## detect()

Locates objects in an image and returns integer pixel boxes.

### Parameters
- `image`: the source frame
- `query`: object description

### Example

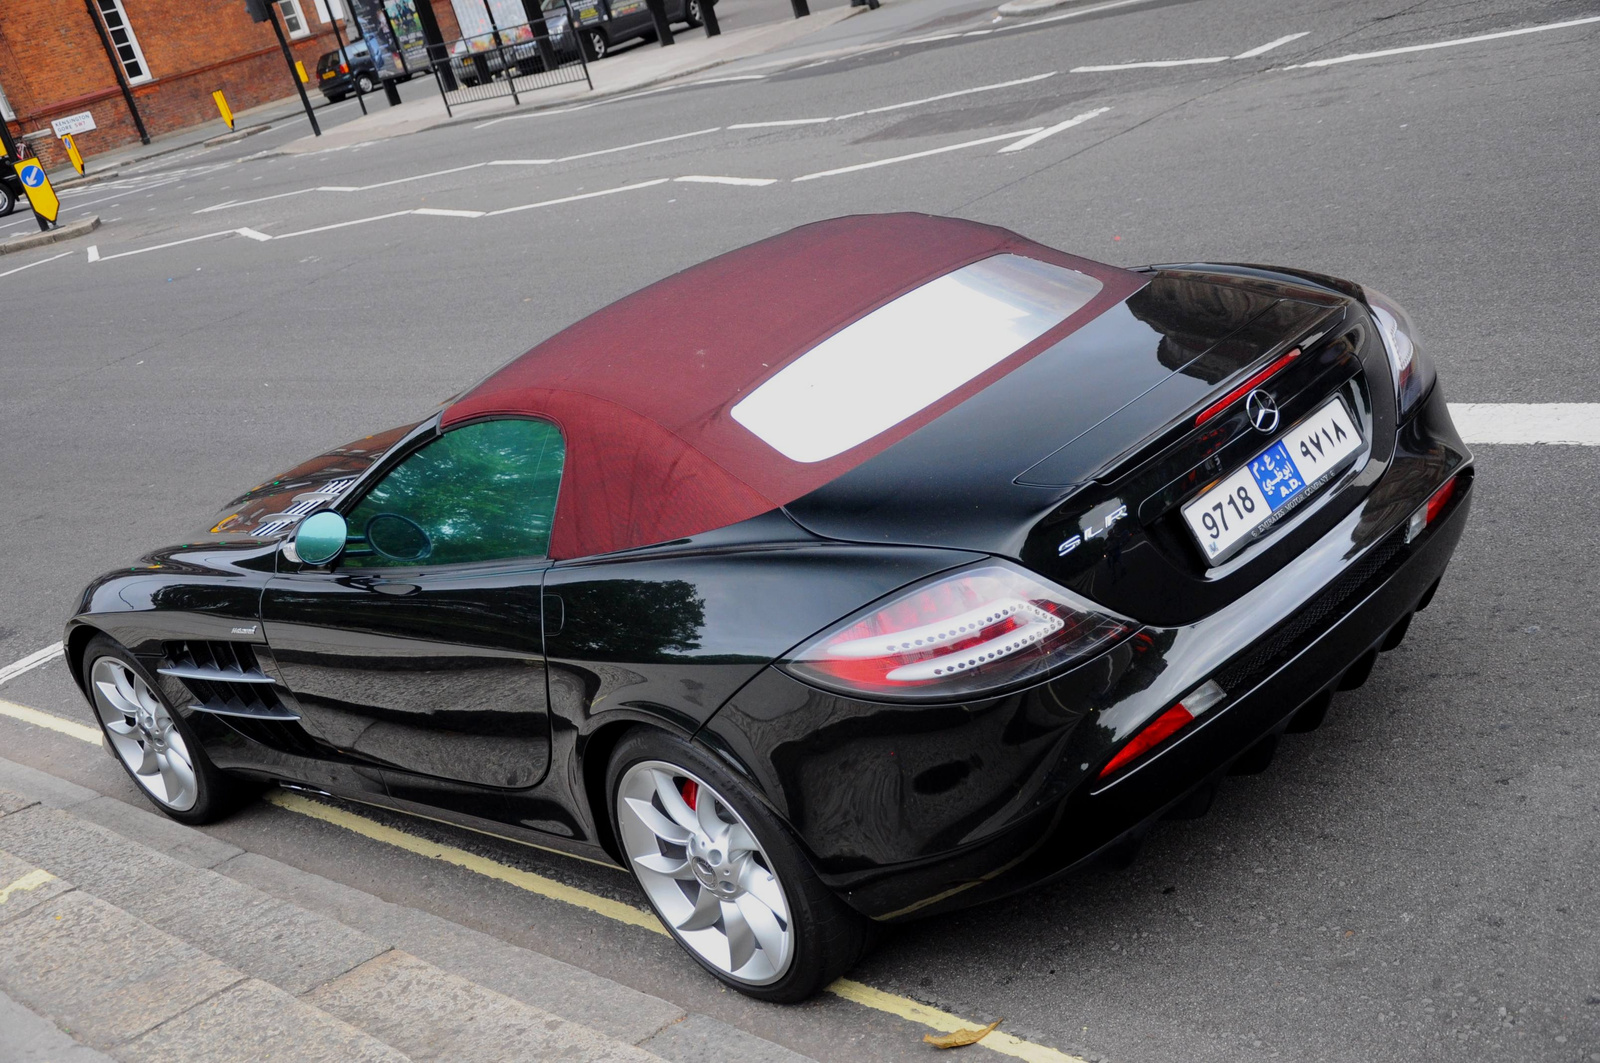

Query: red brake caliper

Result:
[679,779,699,810]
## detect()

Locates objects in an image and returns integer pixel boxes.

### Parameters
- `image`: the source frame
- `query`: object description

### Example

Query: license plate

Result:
[1182,397,1363,562]
[321,71,336,78]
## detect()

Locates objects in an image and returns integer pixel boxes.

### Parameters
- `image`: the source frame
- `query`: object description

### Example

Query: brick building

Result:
[0,0,467,169]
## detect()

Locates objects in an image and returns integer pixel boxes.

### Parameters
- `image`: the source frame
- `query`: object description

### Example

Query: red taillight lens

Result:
[1424,475,1457,525]
[1098,704,1192,779]
[782,561,1134,700]
[340,63,349,74]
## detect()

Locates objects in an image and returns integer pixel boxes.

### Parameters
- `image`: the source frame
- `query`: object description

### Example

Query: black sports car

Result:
[67,214,1471,1001]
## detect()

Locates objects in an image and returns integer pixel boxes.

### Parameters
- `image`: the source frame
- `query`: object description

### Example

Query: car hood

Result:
[783,267,1342,557]
[203,420,421,541]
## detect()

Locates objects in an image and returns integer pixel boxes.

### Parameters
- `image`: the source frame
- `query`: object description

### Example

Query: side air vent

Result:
[159,641,300,722]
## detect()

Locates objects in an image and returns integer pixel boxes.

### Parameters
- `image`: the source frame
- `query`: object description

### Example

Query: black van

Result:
[315,41,426,101]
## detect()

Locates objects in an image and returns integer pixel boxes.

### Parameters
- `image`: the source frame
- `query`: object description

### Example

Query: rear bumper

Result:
[701,385,1472,920]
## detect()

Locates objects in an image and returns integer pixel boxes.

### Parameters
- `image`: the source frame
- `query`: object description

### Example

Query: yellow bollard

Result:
[61,134,86,176]
[294,60,309,83]
[213,89,235,130]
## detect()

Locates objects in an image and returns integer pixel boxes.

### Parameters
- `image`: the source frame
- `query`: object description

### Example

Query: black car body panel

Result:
[67,236,1471,927]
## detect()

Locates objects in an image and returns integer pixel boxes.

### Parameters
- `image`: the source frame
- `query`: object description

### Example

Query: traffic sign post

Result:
[13,158,60,232]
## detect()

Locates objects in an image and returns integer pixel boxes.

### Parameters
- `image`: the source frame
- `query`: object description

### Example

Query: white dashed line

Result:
[483,178,672,216]
[1285,15,1600,68]
[550,127,723,162]
[270,210,420,240]
[728,118,833,129]
[1233,32,1309,59]
[792,128,1044,181]
[235,227,273,241]
[1448,403,1600,446]
[0,251,72,279]
[0,643,63,686]
[674,175,777,186]
[1071,56,1228,72]
[996,106,1110,152]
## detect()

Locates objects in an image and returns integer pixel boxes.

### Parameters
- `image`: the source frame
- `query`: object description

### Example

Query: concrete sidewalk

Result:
[0,759,816,1063]
[277,5,864,155]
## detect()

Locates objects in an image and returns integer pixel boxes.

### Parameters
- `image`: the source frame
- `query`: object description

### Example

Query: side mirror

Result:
[293,511,349,566]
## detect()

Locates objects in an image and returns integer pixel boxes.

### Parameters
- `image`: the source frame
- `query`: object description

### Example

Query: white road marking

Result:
[728,118,833,129]
[551,127,722,162]
[996,106,1110,152]
[1448,403,1600,446]
[792,128,1044,181]
[483,178,672,216]
[0,251,72,280]
[997,0,1159,31]
[0,643,63,686]
[486,159,556,165]
[412,207,488,217]
[1234,32,1309,59]
[860,71,1057,116]
[691,74,767,84]
[1071,56,1228,72]
[89,228,264,262]
[1286,15,1600,68]
[674,175,777,186]
[235,228,273,241]
[270,210,419,240]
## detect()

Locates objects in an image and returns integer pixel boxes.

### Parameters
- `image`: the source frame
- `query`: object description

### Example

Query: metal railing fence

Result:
[432,1,592,115]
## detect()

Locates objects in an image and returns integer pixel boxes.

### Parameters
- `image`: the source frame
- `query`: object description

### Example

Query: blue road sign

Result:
[19,163,46,188]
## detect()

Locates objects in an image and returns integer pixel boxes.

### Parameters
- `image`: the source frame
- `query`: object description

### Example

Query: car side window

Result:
[342,418,564,568]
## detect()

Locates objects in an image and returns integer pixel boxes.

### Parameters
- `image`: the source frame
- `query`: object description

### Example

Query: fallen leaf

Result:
[924,1019,1003,1049]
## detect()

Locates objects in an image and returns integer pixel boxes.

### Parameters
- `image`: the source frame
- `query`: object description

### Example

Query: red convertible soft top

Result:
[443,213,1144,559]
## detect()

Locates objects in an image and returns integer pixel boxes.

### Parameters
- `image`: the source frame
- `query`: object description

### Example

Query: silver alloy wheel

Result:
[617,760,794,984]
[589,30,607,58]
[89,656,199,812]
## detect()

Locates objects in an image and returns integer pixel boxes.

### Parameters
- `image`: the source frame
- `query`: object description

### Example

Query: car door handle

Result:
[351,578,420,597]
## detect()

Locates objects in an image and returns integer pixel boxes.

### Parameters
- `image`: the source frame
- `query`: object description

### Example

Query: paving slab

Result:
[0,806,386,996]
[0,787,38,817]
[117,978,410,1063]
[0,757,99,810]
[306,948,666,1063]
[639,1013,822,1063]
[220,849,686,1044]
[0,988,117,1063]
[0,889,242,1051]
[0,850,71,924]
[73,794,245,870]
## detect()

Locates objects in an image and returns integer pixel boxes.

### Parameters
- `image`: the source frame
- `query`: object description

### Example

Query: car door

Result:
[604,0,652,43]
[261,417,565,794]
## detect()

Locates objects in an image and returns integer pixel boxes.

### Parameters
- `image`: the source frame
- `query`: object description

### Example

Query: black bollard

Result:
[701,0,720,36]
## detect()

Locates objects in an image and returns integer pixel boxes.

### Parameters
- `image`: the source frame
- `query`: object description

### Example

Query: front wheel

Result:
[608,729,870,1002]
[356,74,377,94]
[585,29,609,59]
[0,184,15,217]
[81,634,257,824]
[684,0,703,26]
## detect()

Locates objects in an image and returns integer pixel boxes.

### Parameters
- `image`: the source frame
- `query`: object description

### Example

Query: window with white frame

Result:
[95,0,152,84]
[279,0,311,38]
[313,0,347,22]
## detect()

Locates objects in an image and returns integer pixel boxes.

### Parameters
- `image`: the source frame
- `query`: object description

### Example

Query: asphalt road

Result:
[2,0,1598,1059]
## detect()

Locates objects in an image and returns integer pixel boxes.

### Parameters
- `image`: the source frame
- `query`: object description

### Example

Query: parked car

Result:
[65,214,1471,1002]
[315,41,424,102]
[552,0,703,60]
[448,32,551,85]
[0,154,22,217]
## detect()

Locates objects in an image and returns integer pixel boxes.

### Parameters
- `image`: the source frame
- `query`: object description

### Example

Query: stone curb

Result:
[53,170,122,190]
[203,123,272,147]
[0,215,100,256]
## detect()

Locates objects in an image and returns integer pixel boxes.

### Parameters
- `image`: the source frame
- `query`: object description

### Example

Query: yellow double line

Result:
[0,695,1082,1062]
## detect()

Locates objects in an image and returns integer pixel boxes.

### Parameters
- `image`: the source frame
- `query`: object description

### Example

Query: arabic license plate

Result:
[1182,397,1363,562]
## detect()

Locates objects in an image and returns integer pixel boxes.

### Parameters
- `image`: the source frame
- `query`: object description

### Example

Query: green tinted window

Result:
[343,419,564,568]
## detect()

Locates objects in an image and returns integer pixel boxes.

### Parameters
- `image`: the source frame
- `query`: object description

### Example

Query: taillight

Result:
[340,62,349,74]
[1364,286,1435,418]
[1406,474,1459,542]
[781,561,1134,700]
[1194,348,1300,427]
[1098,680,1225,780]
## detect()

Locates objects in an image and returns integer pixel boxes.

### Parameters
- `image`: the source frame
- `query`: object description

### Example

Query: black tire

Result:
[585,29,608,59]
[606,728,871,1003]
[356,73,377,94]
[684,0,703,26]
[325,92,348,103]
[79,634,259,825]
[0,183,15,218]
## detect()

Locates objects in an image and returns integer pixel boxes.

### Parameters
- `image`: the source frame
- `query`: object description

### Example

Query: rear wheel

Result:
[608,729,869,1002]
[81,634,257,824]
[684,0,703,26]
[356,73,376,94]
[0,183,15,217]
[585,29,609,59]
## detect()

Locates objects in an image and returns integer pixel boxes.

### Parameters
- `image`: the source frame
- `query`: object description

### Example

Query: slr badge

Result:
[1245,389,1280,434]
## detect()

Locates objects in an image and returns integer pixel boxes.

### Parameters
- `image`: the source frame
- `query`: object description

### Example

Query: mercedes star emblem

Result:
[1245,389,1280,433]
